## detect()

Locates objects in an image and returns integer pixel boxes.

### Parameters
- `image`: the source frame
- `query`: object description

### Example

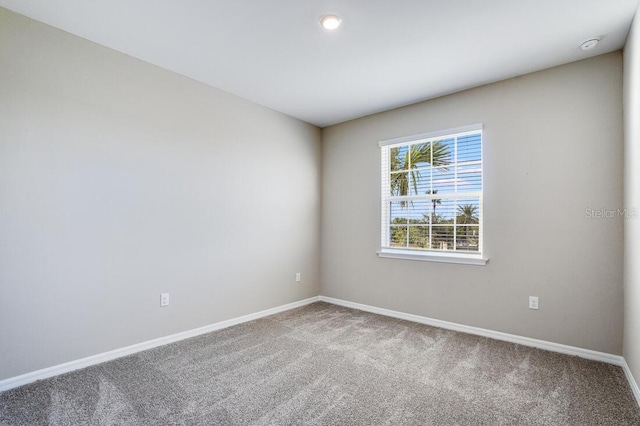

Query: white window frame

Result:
[377,124,488,266]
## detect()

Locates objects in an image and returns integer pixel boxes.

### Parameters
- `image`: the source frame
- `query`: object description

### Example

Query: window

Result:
[378,124,486,265]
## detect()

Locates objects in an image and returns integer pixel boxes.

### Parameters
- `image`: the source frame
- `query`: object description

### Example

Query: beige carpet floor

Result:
[1,302,639,425]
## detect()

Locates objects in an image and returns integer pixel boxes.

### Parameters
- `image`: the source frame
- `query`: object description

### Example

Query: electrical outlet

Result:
[160,293,170,307]
[529,296,539,310]
[296,273,301,282]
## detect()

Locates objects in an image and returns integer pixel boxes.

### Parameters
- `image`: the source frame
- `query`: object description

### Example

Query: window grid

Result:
[380,127,483,256]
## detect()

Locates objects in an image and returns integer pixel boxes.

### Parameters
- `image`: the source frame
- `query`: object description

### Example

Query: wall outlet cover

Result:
[161,293,170,307]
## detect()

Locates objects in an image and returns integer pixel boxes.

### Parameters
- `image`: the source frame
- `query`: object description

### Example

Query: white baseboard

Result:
[622,359,640,406]
[322,295,640,408]
[319,296,625,367]
[0,296,320,393]
[4,294,638,408]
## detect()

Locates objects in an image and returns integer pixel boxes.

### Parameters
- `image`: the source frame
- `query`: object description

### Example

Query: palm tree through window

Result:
[380,125,483,257]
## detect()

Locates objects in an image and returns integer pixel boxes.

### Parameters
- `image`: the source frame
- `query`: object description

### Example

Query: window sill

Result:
[377,248,489,266]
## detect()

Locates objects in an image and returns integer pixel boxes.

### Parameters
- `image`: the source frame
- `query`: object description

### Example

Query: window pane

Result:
[431,198,455,224]
[390,146,408,171]
[408,199,431,224]
[456,198,480,225]
[390,225,408,247]
[410,164,432,196]
[457,164,482,192]
[390,202,408,224]
[456,225,479,251]
[432,138,454,168]
[390,171,409,196]
[409,226,429,249]
[409,142,431,167]
[432,167,455,194]
[432,225,454,251]
[457,133,481,163]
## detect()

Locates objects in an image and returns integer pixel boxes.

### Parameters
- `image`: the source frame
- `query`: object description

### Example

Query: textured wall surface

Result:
[322,53,624,354]
[0,8,322,380]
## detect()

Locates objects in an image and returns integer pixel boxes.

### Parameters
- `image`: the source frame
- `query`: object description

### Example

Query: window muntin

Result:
[380,125,483,259]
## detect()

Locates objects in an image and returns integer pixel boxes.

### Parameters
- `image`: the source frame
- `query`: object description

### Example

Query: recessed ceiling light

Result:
[320,15,342,30]
[579,38,600,50]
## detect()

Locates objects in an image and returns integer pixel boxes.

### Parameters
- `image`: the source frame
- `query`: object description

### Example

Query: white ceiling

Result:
[1,0,638,127]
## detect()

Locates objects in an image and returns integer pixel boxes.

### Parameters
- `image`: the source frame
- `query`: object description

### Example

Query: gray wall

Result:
[321,53,624,354]
[0,9,321,380]
[0,4,630,383]
[624,8,640,384]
